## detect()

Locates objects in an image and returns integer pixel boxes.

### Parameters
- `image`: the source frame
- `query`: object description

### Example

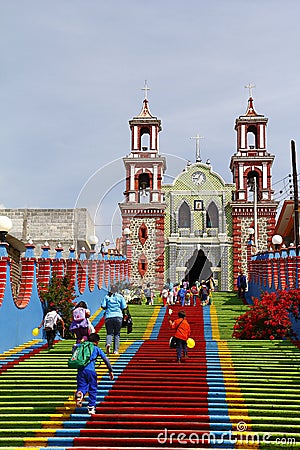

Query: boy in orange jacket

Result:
[169,310,191,363]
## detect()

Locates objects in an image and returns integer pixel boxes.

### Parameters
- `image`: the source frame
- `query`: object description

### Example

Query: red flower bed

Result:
[233,290,300,340]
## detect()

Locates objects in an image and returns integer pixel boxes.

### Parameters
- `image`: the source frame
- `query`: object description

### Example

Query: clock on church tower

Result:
[191,171,206,185]
[119,82,167,289]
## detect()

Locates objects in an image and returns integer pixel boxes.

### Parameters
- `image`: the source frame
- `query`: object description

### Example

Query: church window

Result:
[140,127,150,151]
[247,125,257,148]
[138,223,148,245]
[206,202,219,228]
[194,200,203,211]
[247,170,260,202]
[138,173,150,203]
[138,173,150,190]
[138,254,148,277]
[178,201,191,228]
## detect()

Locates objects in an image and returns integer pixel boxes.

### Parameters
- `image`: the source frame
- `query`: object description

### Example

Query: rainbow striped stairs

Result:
[0,294,300,449]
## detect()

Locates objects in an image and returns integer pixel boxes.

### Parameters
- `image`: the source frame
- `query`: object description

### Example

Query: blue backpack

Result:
[178,288,186,298]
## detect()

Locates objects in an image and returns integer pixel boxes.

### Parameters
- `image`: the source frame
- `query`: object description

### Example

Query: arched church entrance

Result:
[184,249,212,286]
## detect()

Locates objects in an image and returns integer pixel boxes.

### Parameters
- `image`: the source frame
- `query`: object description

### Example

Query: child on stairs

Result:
[75,332,114,415]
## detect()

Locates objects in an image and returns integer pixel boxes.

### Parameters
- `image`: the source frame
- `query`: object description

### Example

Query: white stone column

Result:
[153,165,158,190]
[133,126,138,150]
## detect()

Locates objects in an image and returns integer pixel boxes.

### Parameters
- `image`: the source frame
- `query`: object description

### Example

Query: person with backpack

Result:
[165,278,174,304]
[69,301,91,343]
[101,285,127,355]
[161,286,169,306]
[177,285,186,306]
[200,281,210,306]
[143,283,152,305]
[205,275,215,302]
[190,284,199,306]
[73,333,114,415]
[169,310,191,363]
[38,305,65,350]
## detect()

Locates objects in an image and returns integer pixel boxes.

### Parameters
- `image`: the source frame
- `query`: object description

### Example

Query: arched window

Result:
[247,170,259,202]
[140,127,150,151]
[138,223,148,245]
[247,125,257,148]
[138,173,150,203]
[138,254,148,277]
[178,201,191,228]
[206,202,219,228]
[138,173,150,190]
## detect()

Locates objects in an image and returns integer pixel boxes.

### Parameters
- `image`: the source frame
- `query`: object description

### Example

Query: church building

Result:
[119,92,166,289]
[163,161,234,291]
[119,85,278,291]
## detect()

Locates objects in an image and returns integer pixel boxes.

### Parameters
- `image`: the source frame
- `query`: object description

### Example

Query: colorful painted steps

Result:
[0,305,161,447]
[25,305,235,449]
[1,295,300,448]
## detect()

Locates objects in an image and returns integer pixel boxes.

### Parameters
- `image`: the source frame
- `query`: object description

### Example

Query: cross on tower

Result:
[141,80,150,100]
[190,133,204,162]
[245,82,256,98]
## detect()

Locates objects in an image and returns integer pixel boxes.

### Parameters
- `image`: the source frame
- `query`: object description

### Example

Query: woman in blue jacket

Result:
[101,285,127,355]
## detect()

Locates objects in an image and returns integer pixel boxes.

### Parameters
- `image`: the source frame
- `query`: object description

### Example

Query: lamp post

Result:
[123,227,131,258]
[272,234,283,251]
[248,176,258,250]
[124,228,131,237]
[291,140,299,255]
[272,234,283,290]
[87,235,98,290]
[88,235,99,251]
[246,227,255,277]
[124,228,131,242]
[123,228,131,281]
[0,216,12,258]
[88,235,99,259]
[0,216,12,243]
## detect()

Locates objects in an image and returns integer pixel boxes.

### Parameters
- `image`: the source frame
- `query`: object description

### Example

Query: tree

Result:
[40,275,77,339]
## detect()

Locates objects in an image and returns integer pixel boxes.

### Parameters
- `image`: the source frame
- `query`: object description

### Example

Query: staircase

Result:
[0,294,300,449]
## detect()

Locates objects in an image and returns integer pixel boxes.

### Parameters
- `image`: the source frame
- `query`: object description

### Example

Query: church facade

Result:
[163,163,234,291]
[1,87,277,293]
[119,88,278,291]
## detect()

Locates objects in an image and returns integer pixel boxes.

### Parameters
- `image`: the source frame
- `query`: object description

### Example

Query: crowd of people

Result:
[37,274,220,414]
[160,276,215,307]
[36,270,249,414]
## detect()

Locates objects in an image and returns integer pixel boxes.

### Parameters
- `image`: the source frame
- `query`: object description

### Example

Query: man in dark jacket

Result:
[237,272,247,298]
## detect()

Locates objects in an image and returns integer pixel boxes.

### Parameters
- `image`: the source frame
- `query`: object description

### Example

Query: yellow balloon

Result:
[32,327,39,337]
[187,338,195,348]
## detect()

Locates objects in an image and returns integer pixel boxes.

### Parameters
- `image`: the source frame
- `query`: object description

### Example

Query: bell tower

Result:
[119,83,166,289]
[230,86,278,284]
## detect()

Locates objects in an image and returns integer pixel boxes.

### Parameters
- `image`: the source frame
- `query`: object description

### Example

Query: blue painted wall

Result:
[0,263,109,354]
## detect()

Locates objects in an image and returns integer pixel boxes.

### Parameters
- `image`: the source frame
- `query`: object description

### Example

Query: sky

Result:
[0,0,300,245]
